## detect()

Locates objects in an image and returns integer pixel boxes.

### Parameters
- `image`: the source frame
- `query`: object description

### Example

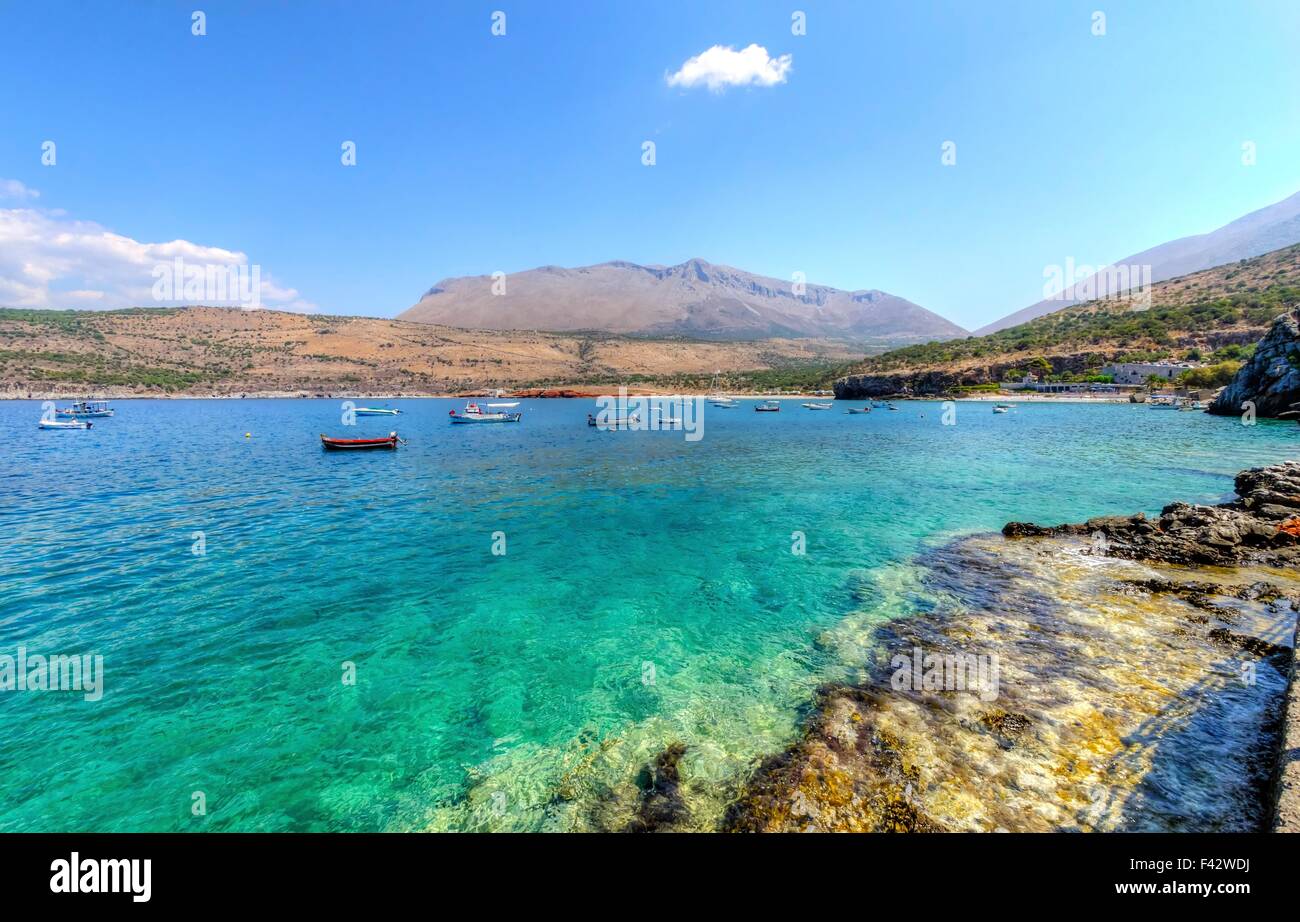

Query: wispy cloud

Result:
[0,178,40,201]
[666,44,792,92]
[0,207,314,312]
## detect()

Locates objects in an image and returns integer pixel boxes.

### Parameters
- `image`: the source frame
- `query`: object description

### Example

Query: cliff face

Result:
[1209,308,1300,418]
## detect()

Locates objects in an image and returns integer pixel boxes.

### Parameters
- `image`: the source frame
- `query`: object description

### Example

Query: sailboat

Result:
[706,372,737,407]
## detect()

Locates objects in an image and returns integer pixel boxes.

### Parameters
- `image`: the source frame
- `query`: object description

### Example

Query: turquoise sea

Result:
[1,397,1296,831]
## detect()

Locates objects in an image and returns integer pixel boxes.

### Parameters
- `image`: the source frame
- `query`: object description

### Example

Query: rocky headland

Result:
[1209,307,1300,419]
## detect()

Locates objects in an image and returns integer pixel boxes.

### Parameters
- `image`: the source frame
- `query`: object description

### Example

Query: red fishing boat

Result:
[320,431,400,451]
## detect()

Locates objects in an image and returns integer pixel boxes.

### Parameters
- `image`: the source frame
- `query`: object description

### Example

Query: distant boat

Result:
[321,431,400,450]
[846,407,871,414]
[886,403,900,411]
[706,372,736,406]
[993,406,1009,414]
[1148,395,1179,409]
[56,400,113,418]
[802,402,833,410]
[354,407,400,416]
[754,400,781,413]
[449,403,522,424]
[587,413,640,428]
[40,418,92,430]
[995,403,1015,409]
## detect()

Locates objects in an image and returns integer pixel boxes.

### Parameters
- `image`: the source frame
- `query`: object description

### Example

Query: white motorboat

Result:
[449,402,522,424]
[846,407,870,414]
[754,400,781,413]
[802,402,833,410]
[354,407,400,416]
[40,418,92,430]
[993,406,1009,414]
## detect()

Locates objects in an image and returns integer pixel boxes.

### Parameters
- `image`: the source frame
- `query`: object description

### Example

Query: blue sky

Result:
[1,0,1297,329]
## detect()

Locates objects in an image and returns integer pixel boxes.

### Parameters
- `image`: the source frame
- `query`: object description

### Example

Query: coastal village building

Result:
[1101,361,1200,385]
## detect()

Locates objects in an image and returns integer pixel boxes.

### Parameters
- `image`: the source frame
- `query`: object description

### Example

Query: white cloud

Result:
[0,207,315,312]
[666,44,792,92]
[0,179,40,201]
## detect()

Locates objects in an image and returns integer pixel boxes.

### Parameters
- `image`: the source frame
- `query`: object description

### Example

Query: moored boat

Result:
[321,431,400,450]
[588,413,640,428]
[354,407,400,416]
[754,400,781,413]
[846,407,871,414]
[449,402,522,424]
[802,402,833,410]
[40,418,92,430]
[56,400,114,418]
[993,406,1009,414]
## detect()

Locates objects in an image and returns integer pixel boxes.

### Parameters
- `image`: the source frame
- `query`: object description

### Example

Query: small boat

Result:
[321,431,399,450]
[354,407,400,416]
[995,403,1015,409]
[992,406,1009,414]
[754,400,781,413]
[846,407,871,414]
[1148,395,1179,409]
[706,373,736,407]
[588,413,640,428]
[40,418,92,430]
[802,402,833,410]
[1178,399,1205,411]
[886,404,900,411]
[449,402,522,424]
[56,400,114,418]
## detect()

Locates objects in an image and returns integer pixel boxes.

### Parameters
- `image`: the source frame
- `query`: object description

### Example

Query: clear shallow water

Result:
[0,398,1295,831]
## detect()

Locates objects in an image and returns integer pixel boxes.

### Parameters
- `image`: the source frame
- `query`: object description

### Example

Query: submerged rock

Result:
[726,460,1300,833]
[623,743,690,832]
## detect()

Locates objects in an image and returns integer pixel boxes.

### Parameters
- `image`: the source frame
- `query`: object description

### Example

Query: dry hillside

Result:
[0,306,864,397]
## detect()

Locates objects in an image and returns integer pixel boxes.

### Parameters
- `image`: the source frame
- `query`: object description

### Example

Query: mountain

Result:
[834,241,1300,398]
[977,189,1300,334]
[400,258,966,344]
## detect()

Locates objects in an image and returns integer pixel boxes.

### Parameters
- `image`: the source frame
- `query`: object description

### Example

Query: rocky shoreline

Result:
[707,460,1300,832]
